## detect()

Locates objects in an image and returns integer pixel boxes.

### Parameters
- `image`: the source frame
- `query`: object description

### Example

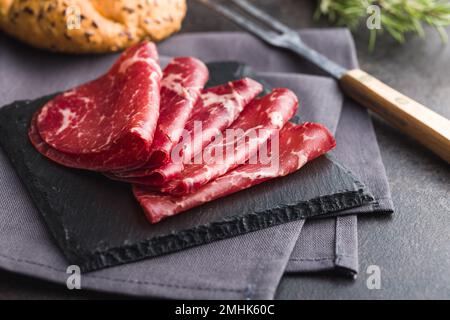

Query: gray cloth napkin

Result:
[158,29,394,274]
[0,29,393,299]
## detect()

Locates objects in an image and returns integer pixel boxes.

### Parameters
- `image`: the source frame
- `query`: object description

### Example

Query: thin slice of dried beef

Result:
[134,122,336,224]
[145,57,209,167]
[111,78,263,185]
[29,42,162,171]
[161,88,298,195]
[29,112,152,171]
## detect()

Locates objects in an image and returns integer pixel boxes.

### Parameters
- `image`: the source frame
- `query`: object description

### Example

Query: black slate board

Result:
[0,62,375,272]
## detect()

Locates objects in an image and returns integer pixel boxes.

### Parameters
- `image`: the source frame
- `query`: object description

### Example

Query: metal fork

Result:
[195,0,450,164]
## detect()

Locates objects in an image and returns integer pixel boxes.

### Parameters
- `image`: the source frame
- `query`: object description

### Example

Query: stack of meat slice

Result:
[109,77,265,187]
[135,122,336,223]
[30,42,163,171]
[29,41,336,224]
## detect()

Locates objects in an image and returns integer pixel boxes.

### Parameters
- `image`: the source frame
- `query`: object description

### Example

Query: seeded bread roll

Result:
[0,0,186,53]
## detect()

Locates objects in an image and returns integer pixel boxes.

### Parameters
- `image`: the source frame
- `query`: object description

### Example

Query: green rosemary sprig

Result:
[315,0,450,50]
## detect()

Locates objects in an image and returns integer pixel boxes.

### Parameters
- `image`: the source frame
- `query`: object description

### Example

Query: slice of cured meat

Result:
[111,78,263,184]
[29,112,152,171]
[134,122,337,224]
[181,77,264,164]
[161,88,298,195]
[29,42,162,171]
[106,161,185,187]
[145,57,209,167]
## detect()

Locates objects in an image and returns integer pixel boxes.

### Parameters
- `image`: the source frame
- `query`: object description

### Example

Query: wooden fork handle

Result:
[340,69,450,164]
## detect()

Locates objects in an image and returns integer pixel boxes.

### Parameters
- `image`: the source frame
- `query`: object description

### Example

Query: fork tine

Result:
[196,0,347,78]
[196,0,280,43]
[230,0,294,35]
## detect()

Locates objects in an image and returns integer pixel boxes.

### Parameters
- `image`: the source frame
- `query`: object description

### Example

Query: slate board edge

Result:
[80,183,374,272]
[0,100,78,258]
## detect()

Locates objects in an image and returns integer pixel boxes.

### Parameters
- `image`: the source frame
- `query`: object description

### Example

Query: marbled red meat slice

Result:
[106,162,185,187]
[145,57,209,167]
[111,78,263,184]
[162,88,298,195]
[29,111,150,171]
[181,78,264,163]
[29,42,162,171]
[134,122,336,224]
[37,41,161,154]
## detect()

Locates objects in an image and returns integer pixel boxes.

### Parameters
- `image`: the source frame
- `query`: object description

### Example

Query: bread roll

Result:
[0,0,186,53]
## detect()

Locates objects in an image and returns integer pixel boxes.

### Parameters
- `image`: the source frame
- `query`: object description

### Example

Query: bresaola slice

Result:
[162,88,298,195]
[134,122,337,224]
[29,112,152,171]
[29,42,162,171]
[181,78,264,164]
[112,78,263,184]
[145,57,209,167]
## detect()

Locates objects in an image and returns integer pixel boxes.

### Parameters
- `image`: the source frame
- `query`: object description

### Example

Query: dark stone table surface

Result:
[0,0,449,300]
